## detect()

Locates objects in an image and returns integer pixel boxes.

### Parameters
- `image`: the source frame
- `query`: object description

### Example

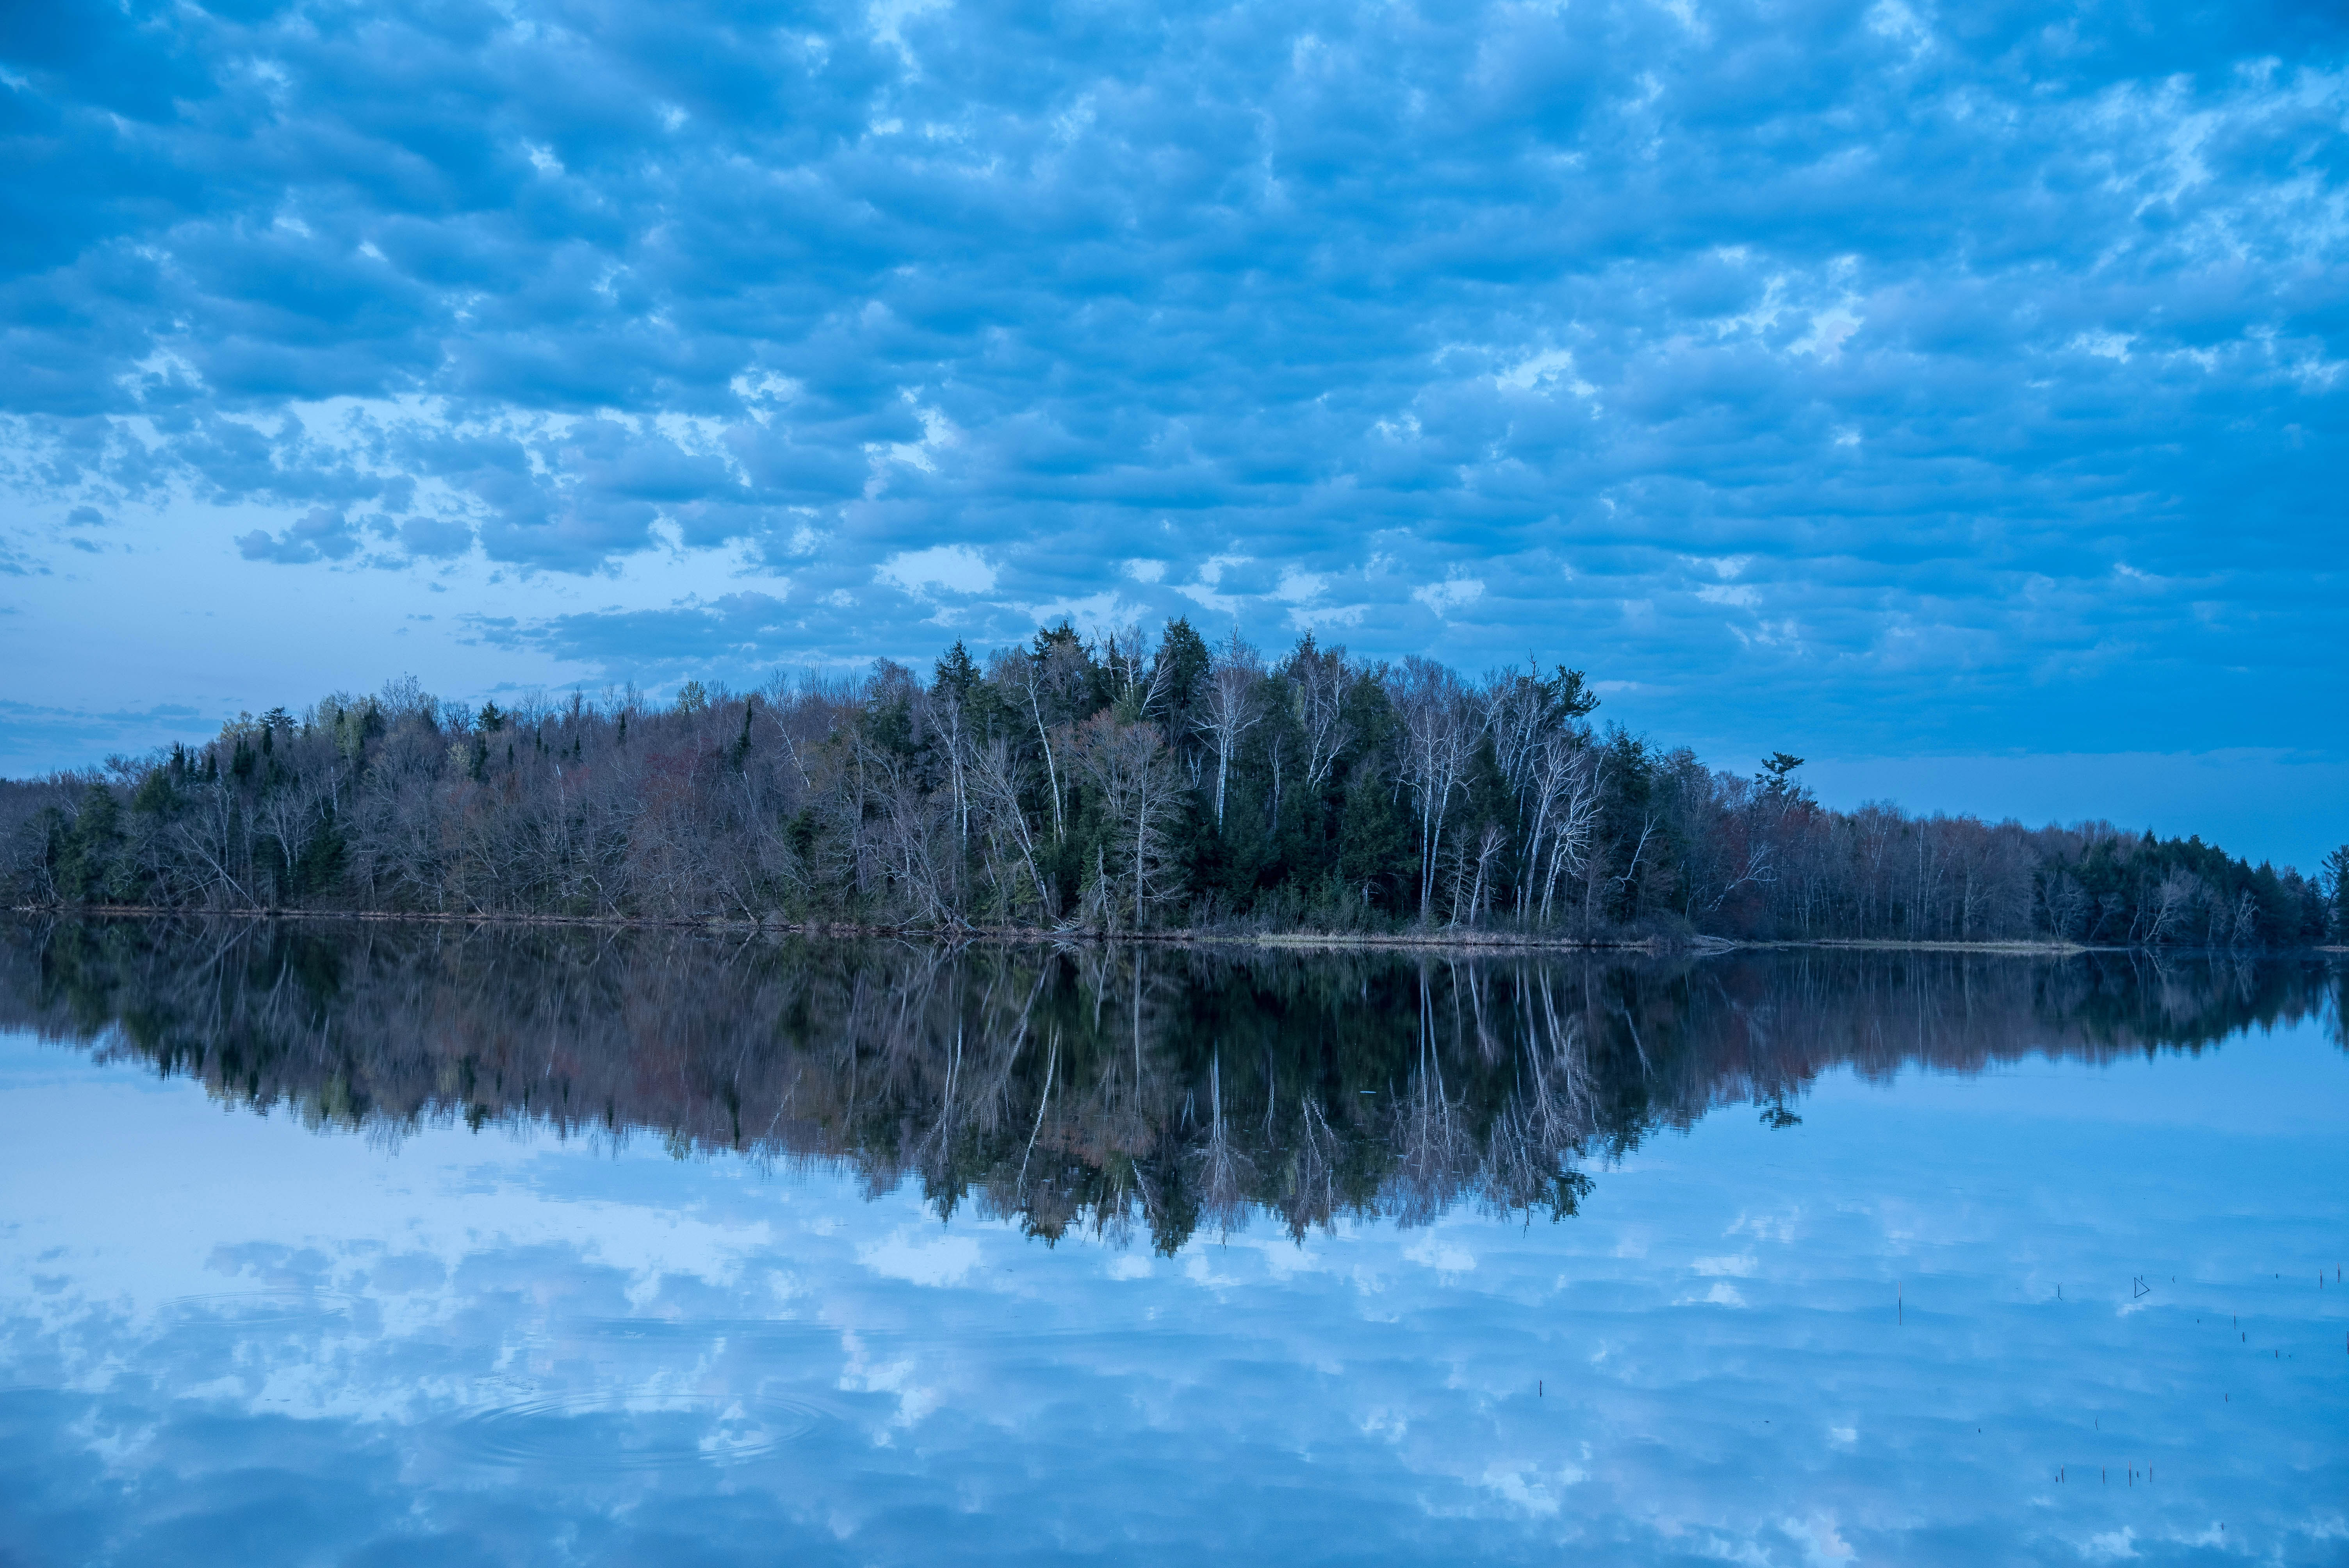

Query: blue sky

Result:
[1,0,2344,868]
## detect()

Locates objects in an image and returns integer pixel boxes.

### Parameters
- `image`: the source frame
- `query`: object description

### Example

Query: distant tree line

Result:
[2,620,2342,947]
[4,919,2333,1251]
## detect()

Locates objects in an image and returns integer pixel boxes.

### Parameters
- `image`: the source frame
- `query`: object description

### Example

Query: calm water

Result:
[0,921,2343,1565]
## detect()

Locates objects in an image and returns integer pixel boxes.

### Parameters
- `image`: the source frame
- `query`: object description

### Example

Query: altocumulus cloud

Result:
[0,0,2344,779]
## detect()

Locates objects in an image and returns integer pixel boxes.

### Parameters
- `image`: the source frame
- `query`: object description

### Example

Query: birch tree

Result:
[1287,637,1353,792]
[1072,715,1183,929]
[1390,656,1476,921]
[1196,628,1264,829]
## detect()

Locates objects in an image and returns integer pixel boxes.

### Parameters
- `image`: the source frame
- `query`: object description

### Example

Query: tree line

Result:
[3,619,2343,946]
[5,919,2333,1251]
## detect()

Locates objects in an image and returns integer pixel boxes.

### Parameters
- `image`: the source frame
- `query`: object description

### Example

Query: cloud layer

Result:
[1,0,2344,842]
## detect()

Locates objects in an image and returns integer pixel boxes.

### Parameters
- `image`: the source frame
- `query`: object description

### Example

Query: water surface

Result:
[1,922,2342,1564]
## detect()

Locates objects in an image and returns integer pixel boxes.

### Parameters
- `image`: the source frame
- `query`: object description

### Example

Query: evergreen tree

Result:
[0,619,2329,944]
[1153,617,1211,739]
[57,785,123,902]
[934,640,980,700]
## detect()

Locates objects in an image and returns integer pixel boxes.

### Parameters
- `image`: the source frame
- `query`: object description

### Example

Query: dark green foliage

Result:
[2325,845,2349,942]
[730,698,756,772]
[1758,752,1806,797]
[1153,617,1210,729]
[130,769,177,818]
[1336,766,1413,913]
[0,631,2331,948]
[1548,666,1601,720]
[292,821,347,896]
[2034,831,2331,949]
[54,787,125,902]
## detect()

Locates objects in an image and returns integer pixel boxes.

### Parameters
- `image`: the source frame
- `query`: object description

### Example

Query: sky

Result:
[0,0,2344,869]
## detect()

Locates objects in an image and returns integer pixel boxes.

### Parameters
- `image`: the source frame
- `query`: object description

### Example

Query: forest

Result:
[3,618,2343,947]
[4,919,2335,1251]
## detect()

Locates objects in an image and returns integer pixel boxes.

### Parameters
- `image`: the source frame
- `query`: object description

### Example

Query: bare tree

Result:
[1288,638,1354,792]
[2137,867,2199,945]
[1526,741,1602,923]
[2,622,2310,949]
[966,734,1056,921]
[1196,628,1264,830]
[993,647,1074,843]
[1071,715,1183,930]
[1390,657,1477,921]
[1458,821,1507,927]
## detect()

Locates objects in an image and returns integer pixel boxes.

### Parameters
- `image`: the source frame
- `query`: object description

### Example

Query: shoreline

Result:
[10,904,2321,957]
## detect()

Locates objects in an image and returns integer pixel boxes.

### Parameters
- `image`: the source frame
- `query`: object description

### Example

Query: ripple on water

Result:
[441,1390,832,1472]
[561,1316,832,1348]
[157,1291,355,1329]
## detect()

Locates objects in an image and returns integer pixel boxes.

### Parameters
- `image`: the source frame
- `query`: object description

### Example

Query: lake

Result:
[0,920,2342,1565]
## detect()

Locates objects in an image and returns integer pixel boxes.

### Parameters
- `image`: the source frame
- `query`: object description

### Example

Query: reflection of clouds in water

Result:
[1681,1282,1748,1308]
[1796,1513,1858,1563]
[1178,1251,1247,1292]
[835,1330,941,1431]
[3,1023,2347,1563]
[856,1230,984,1288]
[360,1252,446,1295]
[1727,1208,1802,1244]
[2081,1527,2139,1562]
[441,1388,833,1471]
[1474,1461,1576,1517]
[1403,1231,1478,1276]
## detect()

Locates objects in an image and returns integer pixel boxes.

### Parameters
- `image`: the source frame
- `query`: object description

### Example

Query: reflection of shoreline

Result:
[3,917,2338,1253]
[7,903,2128,955]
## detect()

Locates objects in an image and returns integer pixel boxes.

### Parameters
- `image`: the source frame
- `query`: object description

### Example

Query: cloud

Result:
[467,592,794,669]
[237,507,363,565]
[1494,349,1592,396]
[875,544,997,597]
[1412,577,1485,617]
[0,698,219,778]
[0,0,2340,839]
[395,515,476,559]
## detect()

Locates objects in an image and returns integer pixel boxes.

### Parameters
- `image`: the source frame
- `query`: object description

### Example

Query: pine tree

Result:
[934,640,980,699]
[58,785,123,902]
[731,698,756,771]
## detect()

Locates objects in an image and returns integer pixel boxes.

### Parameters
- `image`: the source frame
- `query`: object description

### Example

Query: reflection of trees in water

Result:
[3,919,2338,1254]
